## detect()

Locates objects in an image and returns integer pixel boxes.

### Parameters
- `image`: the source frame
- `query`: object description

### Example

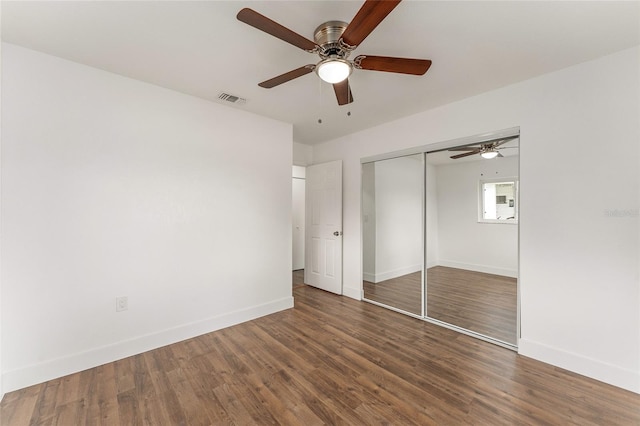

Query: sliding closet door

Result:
[361,130,519,348]
[362,154,424,315]
[425,142,519,346]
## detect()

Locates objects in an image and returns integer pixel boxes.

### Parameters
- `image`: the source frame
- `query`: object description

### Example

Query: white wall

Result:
[373,155,422,282]
[293,142,313,166]
[434,156,518,277]
[1,43,293,393]
[312,46,640,393]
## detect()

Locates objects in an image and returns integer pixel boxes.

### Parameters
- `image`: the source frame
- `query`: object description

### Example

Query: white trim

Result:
[478,177,519,224]
[519,338,640,394]
[2,297,294,393]
[425,260,439,269]
[420,153,426,318]
[436,260,518,278]
[516,137,522,347]
[477,219,518,225]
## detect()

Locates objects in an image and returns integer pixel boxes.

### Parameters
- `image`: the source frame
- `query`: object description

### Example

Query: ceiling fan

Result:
[448,136,519,160]
[236,0,432,106]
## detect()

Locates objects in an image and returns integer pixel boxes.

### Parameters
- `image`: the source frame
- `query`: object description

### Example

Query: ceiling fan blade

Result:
[341,0,402,48]
[491,135,519,148]
[354,55,432,75]
[237,8,319,52]
[258,65,315,88]
[450,149,481,159]
[448,146,481,152]
[333,79,354,106]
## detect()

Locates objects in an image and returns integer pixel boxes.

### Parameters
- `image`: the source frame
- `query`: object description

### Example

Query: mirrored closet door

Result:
[362,154,424,316]
[362,133,519,347]
[425,138,518,345]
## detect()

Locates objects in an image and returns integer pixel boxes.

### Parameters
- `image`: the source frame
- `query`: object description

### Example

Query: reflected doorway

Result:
[293,269,305,288]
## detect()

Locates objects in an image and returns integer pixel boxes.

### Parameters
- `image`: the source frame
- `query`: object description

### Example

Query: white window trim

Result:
[478,177,519,224]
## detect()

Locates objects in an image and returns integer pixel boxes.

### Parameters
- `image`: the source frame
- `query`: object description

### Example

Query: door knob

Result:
[333,231,342,236]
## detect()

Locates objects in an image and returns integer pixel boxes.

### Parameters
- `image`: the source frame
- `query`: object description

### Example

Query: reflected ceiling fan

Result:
[449,136,519,160]
[236,0,432,106]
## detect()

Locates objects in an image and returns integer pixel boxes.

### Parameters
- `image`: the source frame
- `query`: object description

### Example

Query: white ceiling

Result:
[2,1,639,145]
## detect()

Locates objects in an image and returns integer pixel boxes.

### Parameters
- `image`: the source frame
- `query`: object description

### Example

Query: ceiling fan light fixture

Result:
[316,58,352,84]
[481,150,499,159]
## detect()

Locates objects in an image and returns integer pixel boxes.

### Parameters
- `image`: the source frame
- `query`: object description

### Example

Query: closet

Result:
[361,129,519,348]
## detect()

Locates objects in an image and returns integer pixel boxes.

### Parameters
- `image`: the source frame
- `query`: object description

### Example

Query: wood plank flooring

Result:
[2,279,639,425]
[427,266,517,344]
[363,266,517,344]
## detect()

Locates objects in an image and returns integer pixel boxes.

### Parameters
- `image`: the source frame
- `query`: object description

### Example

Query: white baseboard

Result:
[519,338,640,394]
[425,260,439,269]
[342,285,361,300]
[362,271,375,283]
[437,260,517,278]
[372,264,422,283]
[2,296,294,394]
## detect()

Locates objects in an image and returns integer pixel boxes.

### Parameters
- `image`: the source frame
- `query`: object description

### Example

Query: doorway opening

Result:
[292,165,306,284]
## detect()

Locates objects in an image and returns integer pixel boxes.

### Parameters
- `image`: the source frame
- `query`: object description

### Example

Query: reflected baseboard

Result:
[365,261,516,283]
[364,264,422,284]
[436,260,517,278]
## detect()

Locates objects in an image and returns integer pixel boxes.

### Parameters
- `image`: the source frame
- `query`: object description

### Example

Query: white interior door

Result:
[305,160,343,294]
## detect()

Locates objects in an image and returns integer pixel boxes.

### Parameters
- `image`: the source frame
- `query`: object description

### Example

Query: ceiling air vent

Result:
[218,92,247,105]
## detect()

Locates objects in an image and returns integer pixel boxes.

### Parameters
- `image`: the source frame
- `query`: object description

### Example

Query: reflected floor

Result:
[364,266,517,344]
[363,272,422,315]
[293,269,305,288]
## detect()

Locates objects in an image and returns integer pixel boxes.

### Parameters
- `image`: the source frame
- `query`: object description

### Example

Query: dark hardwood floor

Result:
[2,277,638,425]
[364,266,517,344]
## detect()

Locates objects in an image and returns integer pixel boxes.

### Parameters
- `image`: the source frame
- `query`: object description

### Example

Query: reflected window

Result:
[479,179,518,223]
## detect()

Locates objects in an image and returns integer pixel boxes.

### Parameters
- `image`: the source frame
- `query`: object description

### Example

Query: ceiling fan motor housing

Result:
[314,21,350,59]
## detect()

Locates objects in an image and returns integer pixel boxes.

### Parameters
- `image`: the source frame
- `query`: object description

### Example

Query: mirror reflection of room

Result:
[362,154,423,315]
[362,136,519,346]
[426,138,518,345]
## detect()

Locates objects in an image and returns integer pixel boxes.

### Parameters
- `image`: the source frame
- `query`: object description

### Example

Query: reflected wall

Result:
[362,154,423,315]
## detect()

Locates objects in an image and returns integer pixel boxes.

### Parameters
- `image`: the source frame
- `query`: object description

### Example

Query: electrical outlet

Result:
[116,296,128,312]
